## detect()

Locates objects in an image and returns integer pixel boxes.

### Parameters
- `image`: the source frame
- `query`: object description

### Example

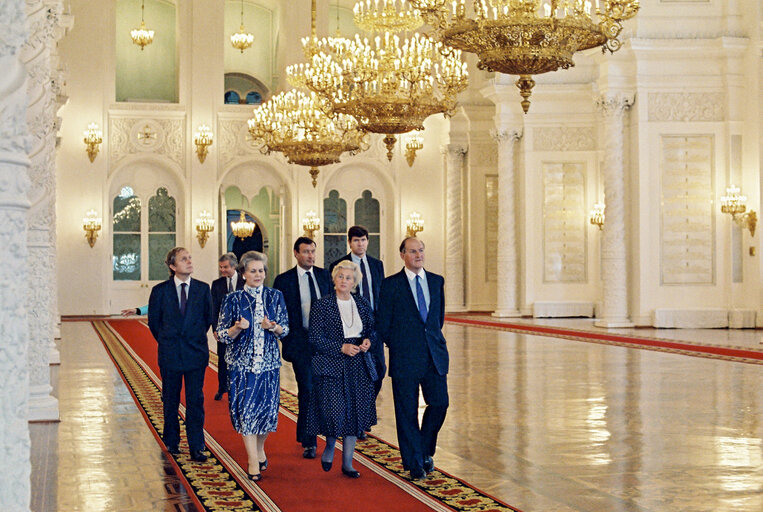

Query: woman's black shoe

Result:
[248,472,262,482]
[321,460,332,472]
[259,459,268,471]
[341,467,360,478]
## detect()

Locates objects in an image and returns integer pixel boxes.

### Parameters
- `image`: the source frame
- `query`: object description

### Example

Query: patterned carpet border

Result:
[445,315,763,365]
[92,320,265,512]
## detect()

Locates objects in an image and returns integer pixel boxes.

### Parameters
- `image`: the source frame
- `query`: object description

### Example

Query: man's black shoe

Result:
[190,450,208,462]
[214,391,224,401]
[409,467,426,480]
[423,456,434,473]
[303,446,317,459]
[167,445,180,455]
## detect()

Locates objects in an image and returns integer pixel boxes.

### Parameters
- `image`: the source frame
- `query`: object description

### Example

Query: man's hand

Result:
[121,308,137,317]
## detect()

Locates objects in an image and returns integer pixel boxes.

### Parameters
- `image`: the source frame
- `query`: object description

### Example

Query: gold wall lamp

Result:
[194,125,213,163]
[195,210,215,248]
[83,123,102,162]
[406,211,424,237]
[83,209,102,247]
[589,202,605,230]
[405,131,424,167]
[302,210,321,239]
[721,185,757,237]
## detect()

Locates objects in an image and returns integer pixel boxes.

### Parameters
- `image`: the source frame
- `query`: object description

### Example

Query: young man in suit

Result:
[273,237,331,459]
[148,247,214,462]
[377,237,449,480]
[210,252,245,401]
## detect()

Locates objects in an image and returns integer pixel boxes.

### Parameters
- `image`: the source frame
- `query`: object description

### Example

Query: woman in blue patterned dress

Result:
[306,260,378,478]
[217,251,289,481]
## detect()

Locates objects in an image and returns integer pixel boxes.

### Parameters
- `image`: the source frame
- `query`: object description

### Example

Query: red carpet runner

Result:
[93,319,519,512]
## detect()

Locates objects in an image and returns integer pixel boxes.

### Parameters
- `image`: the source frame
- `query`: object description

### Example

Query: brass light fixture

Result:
[721,185,757,237]
[83,123,103,163]
[131,0,155,50]
[230,0,255,53]
[406,211,425,237]
[302,210,321,238]
[287,0,469,161]
[589,202,605,230]
[412,0,640,113]
[195,210,215,248]
[248,89,369,187]
[194,125,214,163]
[231,211,256,240]
[405,131,424,167]
[83,209,102,247]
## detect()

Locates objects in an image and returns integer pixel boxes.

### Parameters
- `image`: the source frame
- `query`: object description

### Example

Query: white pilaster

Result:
[594,94,634,328]
[442,143,467,312]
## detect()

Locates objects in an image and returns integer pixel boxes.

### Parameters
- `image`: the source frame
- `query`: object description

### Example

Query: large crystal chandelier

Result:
[230,0,255,53]
[288,0,469,161]
[411,0,640,113]
[248,89,370,187]
[131,0,155,51]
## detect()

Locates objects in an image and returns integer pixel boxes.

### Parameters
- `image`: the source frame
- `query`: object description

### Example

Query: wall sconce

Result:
[405,131,424,167]
[589,202,605,230]
[406,211,424,237]
[195,210,215,248]
[721,184,757,237]
[302,210,321,239]
[83,209,102,247]
[194,125,213,163]
[83,123,102,163]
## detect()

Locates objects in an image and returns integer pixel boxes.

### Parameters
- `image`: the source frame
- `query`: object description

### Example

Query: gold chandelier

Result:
[131,0,155,50]
[287,0,469,161]
[353,0,424,33]
[247,89,370,187]
[230,0,254,53]
[412,0,640,113]
[231,211,255,240]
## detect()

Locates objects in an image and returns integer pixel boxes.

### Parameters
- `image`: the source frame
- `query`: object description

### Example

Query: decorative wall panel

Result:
[533,127,596,152]
[109,115,186,168]
[648,93,725,122]
[543,163,587,282]
[485,175,498,282]
[660,135,715,285]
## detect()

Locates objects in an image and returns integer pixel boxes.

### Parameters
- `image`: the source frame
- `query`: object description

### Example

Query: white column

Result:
[491,128,523,318]
[594,94,635,328]
[0,0,33,508]
[23,0,62,421]
[442,143,467,312]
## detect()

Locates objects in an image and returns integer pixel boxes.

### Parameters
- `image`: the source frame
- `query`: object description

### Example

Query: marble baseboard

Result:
[729,309,757,329]
[652,308,728,328]
[533,301,594,318]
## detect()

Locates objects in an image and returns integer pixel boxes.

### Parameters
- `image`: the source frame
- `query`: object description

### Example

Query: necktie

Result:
[227,277,232,293]
[306,271,318,304]
[415,275,427,322]
[359,259,371,305]
[180,282,188,316]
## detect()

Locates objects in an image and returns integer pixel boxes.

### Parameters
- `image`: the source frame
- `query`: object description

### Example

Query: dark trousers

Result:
[160,365,206,452]
[391,359,449,471]
[290,355,317,448]
[216,341,228,393]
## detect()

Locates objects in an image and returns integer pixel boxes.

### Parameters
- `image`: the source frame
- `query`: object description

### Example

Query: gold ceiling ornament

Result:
[411,0,640,113]
[354,0,424,33]
[230,0,255,53]
[231,211,256,240]
[247,89,370,187]
[287,0,468,161]
[405,131,424,166]
[131,0,155,50]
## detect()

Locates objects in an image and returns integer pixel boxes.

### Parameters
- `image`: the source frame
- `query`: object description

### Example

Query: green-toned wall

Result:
[224,1,275,94]
[328,6,357,37]
[224,186,281,285]
[116,0,178,102]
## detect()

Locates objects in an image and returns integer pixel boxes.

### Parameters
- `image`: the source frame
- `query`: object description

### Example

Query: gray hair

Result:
[331,259,362,292]
[218,252,238,267]
[238,250,268,274]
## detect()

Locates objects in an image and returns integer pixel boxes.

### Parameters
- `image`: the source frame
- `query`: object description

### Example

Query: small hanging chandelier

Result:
[230,0,255,53]
[231,211,255,240]
[131,0,155,50]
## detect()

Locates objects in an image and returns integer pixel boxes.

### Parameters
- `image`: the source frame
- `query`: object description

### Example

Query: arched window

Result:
[323,190,347,264]
[113,186,142,280]
[224,90,241,104]
[148,188,177,280]
[245,91,262,104]
[354,190,381,259]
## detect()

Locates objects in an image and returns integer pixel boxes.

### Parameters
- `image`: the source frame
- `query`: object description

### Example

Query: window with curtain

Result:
[113,186,142,280]
[354,190,380,259]
[148,187,177,280]
[323,190,347,264]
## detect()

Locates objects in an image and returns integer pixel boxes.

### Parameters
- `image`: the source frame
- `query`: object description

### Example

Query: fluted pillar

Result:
[0,0,33,508]
[442,143,467,312]
[491,128,523,317]
[594,94,634,328]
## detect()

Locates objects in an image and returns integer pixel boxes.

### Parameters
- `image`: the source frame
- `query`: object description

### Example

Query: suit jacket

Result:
[211,273,245,330]
[328,253,384,311]
[377,269,448,380]
[272,266,331,363]
[148,277,214,372]
[308,294,378,382]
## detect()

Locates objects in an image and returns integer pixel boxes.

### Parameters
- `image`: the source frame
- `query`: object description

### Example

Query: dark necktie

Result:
[359,259,371,305]
[306,271,318,304]
[180,282,188,316]
[415,275,427,322]
[227,277,232,293]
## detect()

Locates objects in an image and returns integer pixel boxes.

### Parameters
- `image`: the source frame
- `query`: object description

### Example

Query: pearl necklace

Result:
[338,297,355,328]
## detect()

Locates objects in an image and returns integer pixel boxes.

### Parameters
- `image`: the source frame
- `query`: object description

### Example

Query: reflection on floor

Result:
[39,320,763,512]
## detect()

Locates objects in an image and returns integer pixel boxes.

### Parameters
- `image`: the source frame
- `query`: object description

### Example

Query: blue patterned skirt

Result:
[228,367,279,435]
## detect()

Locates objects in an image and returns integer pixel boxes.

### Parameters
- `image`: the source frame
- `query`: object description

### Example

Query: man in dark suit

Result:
[377,237,449,480]
[273,237,331,459]
[148,247,214,462]
[329,225,386,399]
[210,252,245,401]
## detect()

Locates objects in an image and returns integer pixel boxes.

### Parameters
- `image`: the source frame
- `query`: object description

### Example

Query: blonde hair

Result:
[331,260,362,292]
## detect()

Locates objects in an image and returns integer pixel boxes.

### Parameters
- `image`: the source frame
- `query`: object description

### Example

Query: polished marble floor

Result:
[38,320,763,511]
